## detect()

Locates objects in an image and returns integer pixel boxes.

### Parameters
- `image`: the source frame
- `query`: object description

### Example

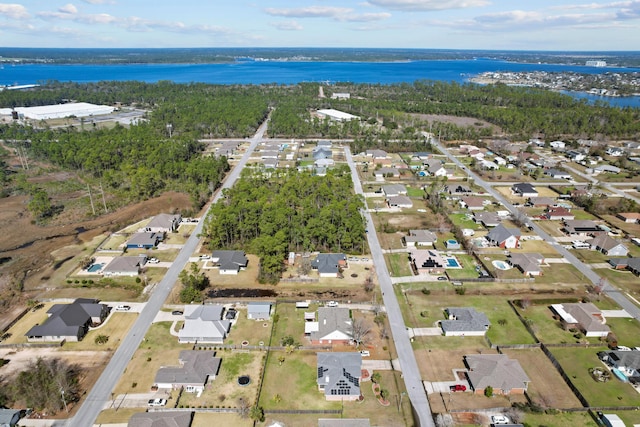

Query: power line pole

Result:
[87,184,96,215]
[100,182,108,213]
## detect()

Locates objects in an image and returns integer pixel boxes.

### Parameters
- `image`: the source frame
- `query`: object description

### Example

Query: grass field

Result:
[270,302,313,348]
[386,253,413,277]
[444,254,481,280]
[2,302,55,344]
[551,347,640,407]
[521,412,597,427]
[606,317,640,347]
[570,249,609,264]
[594,268,640,295]
[95,408,145,424]
[64,312,138,351]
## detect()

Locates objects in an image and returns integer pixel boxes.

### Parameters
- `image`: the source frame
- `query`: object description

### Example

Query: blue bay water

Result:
[2,58,640,108]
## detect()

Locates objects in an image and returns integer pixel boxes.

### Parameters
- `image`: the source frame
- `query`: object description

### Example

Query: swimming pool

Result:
[87,263,104,273]
[492,260,512,271]
[612,368,628,382]
[445,257,461,268]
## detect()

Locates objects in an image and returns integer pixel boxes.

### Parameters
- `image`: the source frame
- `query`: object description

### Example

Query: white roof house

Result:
[178,305,231,344]
[317,109,359,122]
[2,102,115,120]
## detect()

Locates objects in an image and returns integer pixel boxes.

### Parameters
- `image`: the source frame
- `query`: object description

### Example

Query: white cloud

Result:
[264,6,353,19]
[0,3,30,19]
[271,20,304,31]
[59,4,78,14]
[366,0,490,11]
[346,12,392,22]
[81,0,115,4]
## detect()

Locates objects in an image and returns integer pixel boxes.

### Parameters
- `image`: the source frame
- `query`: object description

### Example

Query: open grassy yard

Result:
[522,412,597,427]
[40,285,141,302]
[271,302,319,348]
[413,335,489,353]
[606,317,640,347]
[113,322,192,395]
[449,213,483,231]
[279,261,377,292]
[502,347,582,409]
[595,268,640,295]
[570,249,610,264]
[551,347,640,407]
[64,312,138,351]
[95,408,145,424]
[226,308,273,346]
[406,186,425,197]
[535,220,566,237]
[517,239,561,256]
[602,214,640,237]
[443,254,481,280]
[614,410,640,426]
[259,350,341,411]
[193,413,253,427]
[414,347,491,381]
[378,231,407,250]
[2,302,55,344]
[515,304,579,344]
[386,253,413,277]
[178,350,263,408]
[100,233,128,251]
[533,263,588,286]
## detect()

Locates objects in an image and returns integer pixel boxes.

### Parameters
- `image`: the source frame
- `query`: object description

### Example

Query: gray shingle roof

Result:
[441,307,491,334]
[127,232,161,247]
[487,224,521,244]
[312,253,346,275]
[147,213,181,231]
[317,352,362,398]
[154,351,221,387]
[103,256,144,275]
[465,354,530,392]
[211,250,248,272]
[311,307,352,341]
[128,411,193,427]
[25,299,107,339]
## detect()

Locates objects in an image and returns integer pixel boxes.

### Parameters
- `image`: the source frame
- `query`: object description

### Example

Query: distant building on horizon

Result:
[585,60,607,67]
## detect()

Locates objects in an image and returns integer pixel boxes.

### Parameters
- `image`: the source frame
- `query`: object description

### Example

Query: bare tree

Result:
[297,257,312,276]
[237,397,250,418]
[350,317,372,349]
[435,413,454,427]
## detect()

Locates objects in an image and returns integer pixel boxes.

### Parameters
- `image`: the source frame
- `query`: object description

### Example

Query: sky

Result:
[0,0,639,50]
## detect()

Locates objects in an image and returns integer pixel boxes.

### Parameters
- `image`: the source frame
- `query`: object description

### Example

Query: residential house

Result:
[446,184,472,195]
[460,196,486,211]
[102,256,146,277]
[365,149,388,160]
[486,224,521,249]
[154,350,221,393]
[308,307,352,345]
[464,354,530,395]
[598,351,640,384]
[312,253,347,277]
[0,409,21,427]
[318,419,370,427]
[480,160,499,170]
[147,213,181,233]
[563,220,602,236]
[126,232,162,249]
[566,150,586,162]
[593,165,622,174]
[317,352,361,401]
[403,230,437,247]
[263,158,279,169]
[508,253,544,276]
[410,249,446,275]
[608,258,640,276]
[550,303,610,337]
[374,167,400,180]
[545,168,572,180]
[260,150,279,160]
[511,183,538,198]
[178,305,230,344]
[316,109,359,122]
[210,250,248,274]
[606,147,625,157]
[493,156,507,166]
[25,298,108,342]
[387,195,413,209]
[247,302,271,320]
[546,206,575,221]
[128,412,193,427]
[382,184,407,197]
[616,212,640,224]
[473,212,501,228]
[441,307,491,336]
[550,140,566,150]
[315,158,335,168]
[331,93,350,100]
[424,159,447,177]
[412,152,432,161]
[313,147,333,160]
[588,235,629,257]
[317,140,332,148]
[527,197,556,207]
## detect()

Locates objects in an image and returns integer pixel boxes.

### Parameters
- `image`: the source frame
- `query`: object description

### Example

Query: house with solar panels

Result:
[317,352,362,401]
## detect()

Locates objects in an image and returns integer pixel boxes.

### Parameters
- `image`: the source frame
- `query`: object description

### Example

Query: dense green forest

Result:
[202,167,366,283]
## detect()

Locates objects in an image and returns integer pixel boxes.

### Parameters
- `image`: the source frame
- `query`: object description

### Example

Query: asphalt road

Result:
[67,116,270,427]
[345,147,435,427]
[431,138,640,321]
[563,164,640,204]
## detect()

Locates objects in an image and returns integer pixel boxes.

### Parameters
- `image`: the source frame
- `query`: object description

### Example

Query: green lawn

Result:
[226,308,274,346]
[517,304,576,344]
[448,213,481,230]
[606,317,640,347]
[570,249,609,264]
[406,186,425,197]
[386,253,413,277]
[594,268,640,295]
[522,411,597,427]
[551,347,640,407]
[271,303,315,348]
[444,254,481,280]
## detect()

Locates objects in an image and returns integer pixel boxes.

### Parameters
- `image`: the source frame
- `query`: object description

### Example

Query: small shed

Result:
[247,302,271,320]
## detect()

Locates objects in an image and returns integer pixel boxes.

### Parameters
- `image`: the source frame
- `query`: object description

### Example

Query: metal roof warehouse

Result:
[0,102,115,120]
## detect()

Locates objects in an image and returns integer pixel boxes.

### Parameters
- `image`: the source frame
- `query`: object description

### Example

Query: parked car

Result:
[437,276,448,281]
[326,301,339,307]
[171,310,183,315]
[449,384,466,392]
[148,257,159,264]
[360,350,370,357]
[199,254,210,260]
[491,415,510,424]
[148,398,167,407]
[115,305,131,311]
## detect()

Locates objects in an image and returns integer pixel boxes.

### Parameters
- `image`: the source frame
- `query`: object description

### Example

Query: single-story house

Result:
[403,230,437,247]
[0,409,22,427]
[598,351,640,383]
[374,167,400,180]
[424,159,447,177]
[550,303,610,337]
[486,224,521,249]
[317,352,362,401]
[412,152,432,161]
[550,140,566,149]
[480,160,499,170]
[387,195,413,209]
[527,197,556,207]
[382,184,407,197]
[313,147,332,160]
[606,147,625,157]
[154,350,221,393]
[545,206,575,221]
[178,305,230,344]
[494,156,507,166]
[102,255,146,277]
[446,184,472,195]
[460,196,486,211]
[563,220,601,236]
[608,258,640,276]
[261,150,279,160]
[616,212,640,223]
[247,302,271,320]
[441,307,491,336]
[508,253,544,276]
[312,253,347,277]
[588,235,629,257]
[25,298,108,342]
[593,165,622,174]
[566,150,586,162]
[308,307,352,345]
[263,158,279,169]
[126,232,162,249]
[464,354,530,395]
[511,183,538,198]
[128,411,193,427]
[410,249,446,275]
[210,250,248,274]
[473,212,501,228]
[365,149,388,159]
[315,158,335,168]
[147,213,181,233]
[545,168,572,180]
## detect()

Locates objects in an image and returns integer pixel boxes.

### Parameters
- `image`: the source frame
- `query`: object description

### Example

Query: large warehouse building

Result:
[0,102,115,120]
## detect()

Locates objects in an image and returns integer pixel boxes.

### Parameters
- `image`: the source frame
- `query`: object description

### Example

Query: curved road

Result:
[67,116,270,427]
[345,147,435,427]
[431,138,640,321]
